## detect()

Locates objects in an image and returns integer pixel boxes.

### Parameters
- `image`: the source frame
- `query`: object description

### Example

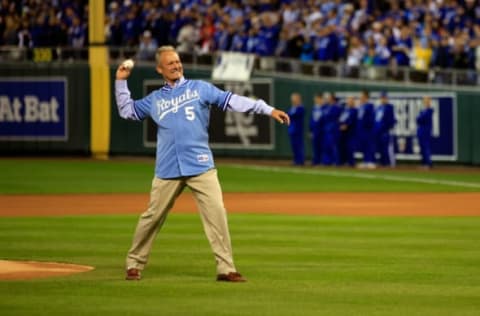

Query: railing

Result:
[0,46,478,86]
[256,56,479,86]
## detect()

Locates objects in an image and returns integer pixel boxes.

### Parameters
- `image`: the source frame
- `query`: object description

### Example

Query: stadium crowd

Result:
[1,0,480,73]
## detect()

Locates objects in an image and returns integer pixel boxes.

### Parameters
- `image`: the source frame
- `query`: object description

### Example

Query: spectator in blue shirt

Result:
[149,11,174,47]
[300,41,315,62]
[275,27,290,57]
[446,4,467,33]
[391,25,413,66]
[68,15,86,47]
[68,14,86,58]
[313,24,339,61]
[30,15,48,47]
[136,30,158,60]
[363,44,383,66]
[121,9,142,46]
[213,22,231,51]
[256,14,280,56]
[169,8,190,42]
[230,29,247,52]
[245,25,261,53]
[375,37,392,65]
[432,35,452,83]
[286,22,306,58]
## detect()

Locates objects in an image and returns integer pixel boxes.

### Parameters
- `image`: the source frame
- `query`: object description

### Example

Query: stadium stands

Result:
[1,0,479,84]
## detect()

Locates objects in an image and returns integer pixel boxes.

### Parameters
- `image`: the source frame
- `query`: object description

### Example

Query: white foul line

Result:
[224,164,480,189]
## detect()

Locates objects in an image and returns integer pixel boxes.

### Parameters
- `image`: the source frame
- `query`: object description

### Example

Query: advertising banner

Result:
[0,78,67,140]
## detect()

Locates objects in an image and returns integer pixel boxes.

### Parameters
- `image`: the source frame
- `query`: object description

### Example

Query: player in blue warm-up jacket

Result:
[288,92,305,165]
[416,96,434,168]
[339,96,358,167]
[374,91,397,167]
[356,90,376,169]
[309,93,325,166]
[322,92,342,165]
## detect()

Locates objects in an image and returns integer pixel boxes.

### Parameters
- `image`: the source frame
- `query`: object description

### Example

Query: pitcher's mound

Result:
[0,260,94,280]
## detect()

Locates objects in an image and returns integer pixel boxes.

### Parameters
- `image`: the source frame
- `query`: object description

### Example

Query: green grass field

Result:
[1,158,480,193]
[1,159,480,316]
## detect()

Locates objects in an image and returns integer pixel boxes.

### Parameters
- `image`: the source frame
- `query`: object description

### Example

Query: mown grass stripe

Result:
[226,164,480,189]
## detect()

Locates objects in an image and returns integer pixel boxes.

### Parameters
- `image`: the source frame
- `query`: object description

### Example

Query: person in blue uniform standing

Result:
[416,96,434,169]
[288,92,305,165]
[322,92,342,165]
[356,90,376,169]
[339,96,358,167]
[309,93,325,166]
[374,91,397,167]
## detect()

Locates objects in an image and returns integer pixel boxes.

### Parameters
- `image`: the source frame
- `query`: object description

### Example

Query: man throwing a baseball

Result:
[115,46,290,282]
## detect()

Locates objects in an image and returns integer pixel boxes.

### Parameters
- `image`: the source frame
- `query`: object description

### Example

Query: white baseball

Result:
[122,59,135,70]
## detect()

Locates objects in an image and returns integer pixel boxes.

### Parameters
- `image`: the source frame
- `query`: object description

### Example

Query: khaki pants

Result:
[126,169,236,275]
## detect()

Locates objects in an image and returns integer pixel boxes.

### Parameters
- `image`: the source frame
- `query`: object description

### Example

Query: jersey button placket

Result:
[171,87,185,176]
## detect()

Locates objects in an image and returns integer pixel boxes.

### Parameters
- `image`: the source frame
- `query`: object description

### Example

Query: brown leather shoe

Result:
[125,268,141,280]
[216,272,246,282]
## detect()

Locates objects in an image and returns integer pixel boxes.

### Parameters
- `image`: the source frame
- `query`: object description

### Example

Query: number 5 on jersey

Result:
[185,106,195,121]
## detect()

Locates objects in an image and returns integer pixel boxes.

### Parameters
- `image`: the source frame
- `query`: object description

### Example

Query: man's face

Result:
[156,51,183,83]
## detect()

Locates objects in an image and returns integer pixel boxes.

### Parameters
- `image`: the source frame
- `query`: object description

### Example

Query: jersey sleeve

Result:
[198,80,273,115]
[198,81,232,110]
[115,80,152,120]
[227,94,274,115]
[133,94,153,120]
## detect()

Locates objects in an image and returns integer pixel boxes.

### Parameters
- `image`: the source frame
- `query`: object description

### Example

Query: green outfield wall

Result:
[0,63,479,164]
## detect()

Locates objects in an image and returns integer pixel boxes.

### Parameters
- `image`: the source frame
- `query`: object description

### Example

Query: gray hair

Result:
[155,45,177,64]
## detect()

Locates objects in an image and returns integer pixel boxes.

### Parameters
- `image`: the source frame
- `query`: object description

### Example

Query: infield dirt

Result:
[1,192,479,217]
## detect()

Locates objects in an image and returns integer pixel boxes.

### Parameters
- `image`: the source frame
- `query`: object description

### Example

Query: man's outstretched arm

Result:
[227,94,290,125]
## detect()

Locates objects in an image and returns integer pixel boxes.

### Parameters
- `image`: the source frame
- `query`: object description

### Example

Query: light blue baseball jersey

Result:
[115,77,273,178]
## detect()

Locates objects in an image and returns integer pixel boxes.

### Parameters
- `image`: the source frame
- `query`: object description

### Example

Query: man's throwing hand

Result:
[271,109,290,125]
[116,59,134,80]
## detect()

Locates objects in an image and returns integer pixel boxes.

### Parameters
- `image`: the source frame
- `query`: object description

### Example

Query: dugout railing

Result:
[0,46,479,87]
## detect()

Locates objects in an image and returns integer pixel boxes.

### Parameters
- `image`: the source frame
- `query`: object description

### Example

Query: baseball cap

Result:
[380,91,388,97]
